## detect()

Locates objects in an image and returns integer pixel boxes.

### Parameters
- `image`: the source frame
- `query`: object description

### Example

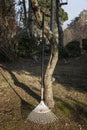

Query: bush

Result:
[65,41,81,57]
[14,30,41,58]
[82,39,87,51]
[58,46,69,58]
[13,29,51,59]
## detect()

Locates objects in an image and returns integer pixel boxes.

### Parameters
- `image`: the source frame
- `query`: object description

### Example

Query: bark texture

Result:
[30,0,58,108]
[44,37,58,108]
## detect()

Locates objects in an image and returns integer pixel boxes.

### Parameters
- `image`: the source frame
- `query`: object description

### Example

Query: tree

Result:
[0,0,16,61]
[56,0,68,48]
[30,0,58,108]
[22,0,27,26]
[28,0,35,37]
[50,0,55,32]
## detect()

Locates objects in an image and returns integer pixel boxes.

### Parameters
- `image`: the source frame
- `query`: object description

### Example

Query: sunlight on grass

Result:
[55,98,75,116]
[54,97,87,120]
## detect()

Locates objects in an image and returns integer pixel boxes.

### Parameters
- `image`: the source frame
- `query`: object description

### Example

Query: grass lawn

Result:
[0,53,87,130]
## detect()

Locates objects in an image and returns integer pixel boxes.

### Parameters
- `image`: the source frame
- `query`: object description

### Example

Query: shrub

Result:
[82,39,87,51]
[14,30,41,58]
[65,41,81,57]
[58,46,69,58]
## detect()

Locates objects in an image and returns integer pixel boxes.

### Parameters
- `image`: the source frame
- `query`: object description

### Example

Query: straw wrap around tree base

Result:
[27,101,58,124]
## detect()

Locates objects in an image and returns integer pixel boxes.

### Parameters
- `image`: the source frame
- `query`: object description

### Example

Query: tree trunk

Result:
[28,0,34,37]
[44,37,58,108]
[22,0,27,26]
[56,0,64,48]
[30,0,58,108]
[50,0,55,32]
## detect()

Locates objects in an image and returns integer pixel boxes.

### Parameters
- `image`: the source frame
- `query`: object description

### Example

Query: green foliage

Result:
[38,0,68,24]
[14,29,41,58]
[59,8,68,23]
[38,0,50,25]
[59,41,81,58]
[38,0,50,7]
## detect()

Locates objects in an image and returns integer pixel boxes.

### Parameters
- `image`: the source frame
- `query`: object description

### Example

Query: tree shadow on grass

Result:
[21,100,35,119]
[54,96,87,124]
[0,65,40,119]
[69,97,87,123]
[0,65,40,102]
[1,54,87,94]
[54,58,87,93]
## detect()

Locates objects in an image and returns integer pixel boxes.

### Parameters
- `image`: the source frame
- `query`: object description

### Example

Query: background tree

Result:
[0,0,16,61]
[28,0,35,37]
[56,0,68,49]
[22,0,27,26]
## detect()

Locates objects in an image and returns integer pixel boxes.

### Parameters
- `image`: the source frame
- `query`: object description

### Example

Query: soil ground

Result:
[0,53,87,130]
